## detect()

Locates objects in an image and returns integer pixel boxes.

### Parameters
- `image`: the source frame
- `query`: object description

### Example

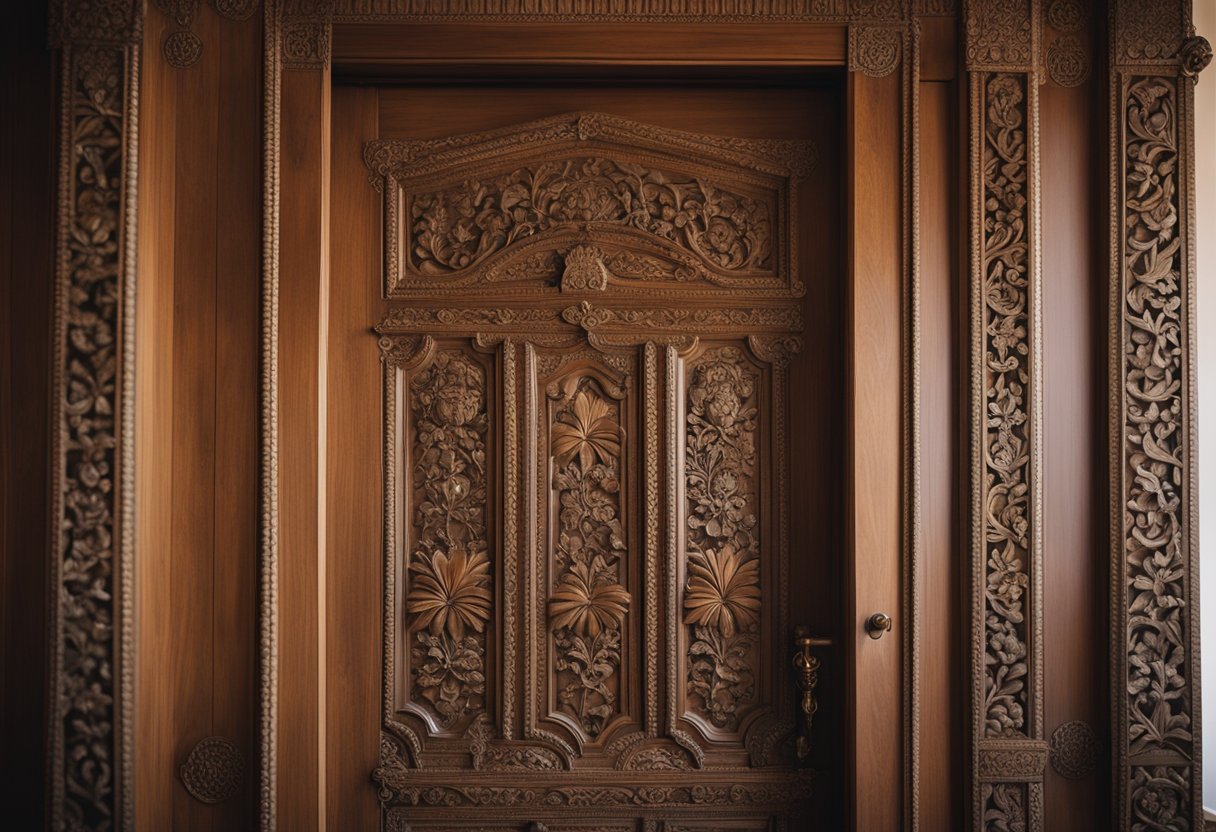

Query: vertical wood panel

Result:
[1040,79,1110,830]
[917,79,964,832]
[325,86,383,829]
[0,1,54,824]
[278,62,331,832]
[212,9,263,828]
[135,6,178,829]
[847,68,904,832]
[170,9,222,828]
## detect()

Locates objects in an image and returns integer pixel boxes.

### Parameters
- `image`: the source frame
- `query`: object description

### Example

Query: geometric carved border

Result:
[47,2,143,829]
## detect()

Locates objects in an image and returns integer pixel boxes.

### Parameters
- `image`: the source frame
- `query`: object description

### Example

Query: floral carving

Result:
[409,158,773,276]
[684,348,761,730]
[548,384,631,736]
[979,74,1032,740]
[406,352,492,729]
[1130,765,1189,832]
[982,783,1026,832]
[54,44,132,831]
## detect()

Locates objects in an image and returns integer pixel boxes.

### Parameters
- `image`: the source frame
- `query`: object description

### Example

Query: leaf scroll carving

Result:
[683,347,762,730]
[980,73,1032,740]
[406,351,492,730]
[548,382,631,737]
[410,158,774,278]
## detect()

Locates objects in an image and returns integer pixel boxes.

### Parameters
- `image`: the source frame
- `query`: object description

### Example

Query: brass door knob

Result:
[792,626,832,760]
[865,612,893,639]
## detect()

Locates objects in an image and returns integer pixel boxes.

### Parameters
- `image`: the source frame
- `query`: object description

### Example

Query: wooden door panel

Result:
[332,82,844,828]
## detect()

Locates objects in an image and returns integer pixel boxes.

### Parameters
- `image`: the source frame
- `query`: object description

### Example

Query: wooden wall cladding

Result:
[23,0,1210,830]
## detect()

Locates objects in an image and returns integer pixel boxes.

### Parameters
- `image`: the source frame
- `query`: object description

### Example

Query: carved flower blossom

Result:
[552,390,621,470]
[684,544,762,638]
[407,547,492,640]
[549,561,630,637]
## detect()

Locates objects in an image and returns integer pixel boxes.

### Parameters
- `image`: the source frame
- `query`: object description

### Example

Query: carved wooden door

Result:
[356,102,843,831]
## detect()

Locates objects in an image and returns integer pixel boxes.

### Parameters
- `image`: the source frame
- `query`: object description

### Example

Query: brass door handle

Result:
[792,626,832,760]
[865,612,893,639]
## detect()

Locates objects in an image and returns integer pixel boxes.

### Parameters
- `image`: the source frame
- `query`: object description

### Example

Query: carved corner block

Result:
[848,23,903,78]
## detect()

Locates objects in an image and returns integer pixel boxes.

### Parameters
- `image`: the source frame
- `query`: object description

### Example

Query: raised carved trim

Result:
[976,740,1048,781]
[365,112,816,301]
[1112,0,1186,66]
[848,23,903,77]
[48,26,142,830]
[180,736,246,804]
[376,303,803,336]
[334,0,906,22]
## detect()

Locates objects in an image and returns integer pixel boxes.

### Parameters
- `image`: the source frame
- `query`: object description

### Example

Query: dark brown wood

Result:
[0,1,54,825]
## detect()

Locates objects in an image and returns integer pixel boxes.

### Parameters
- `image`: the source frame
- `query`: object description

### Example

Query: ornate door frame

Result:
[41,0,1212,829]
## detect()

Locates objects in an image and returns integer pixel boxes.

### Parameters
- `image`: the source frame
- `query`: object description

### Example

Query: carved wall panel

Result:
[47,3,143,828]
[364,113,815,301]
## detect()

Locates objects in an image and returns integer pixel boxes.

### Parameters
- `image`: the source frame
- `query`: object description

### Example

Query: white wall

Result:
[1198,0,1216,815]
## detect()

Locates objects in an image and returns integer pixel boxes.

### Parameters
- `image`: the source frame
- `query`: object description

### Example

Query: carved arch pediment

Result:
[365,112,816,299]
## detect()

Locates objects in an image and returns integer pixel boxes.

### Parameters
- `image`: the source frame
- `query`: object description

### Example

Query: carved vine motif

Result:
[409,158,774,276]
[405,352,492,729]
[1121,78,1192,772]
[982,783,1026,832]
[1130,765,1190,832]
[683,348,761,730]
[980,74,1032,740]
[548,382,631,737]
[56,45,129,831]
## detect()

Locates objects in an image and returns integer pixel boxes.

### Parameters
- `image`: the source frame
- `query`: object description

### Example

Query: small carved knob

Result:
[865,612,893,640]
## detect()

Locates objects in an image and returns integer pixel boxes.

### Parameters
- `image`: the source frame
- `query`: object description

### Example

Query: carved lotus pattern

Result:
[548,381,631,737]
[684,348,762,731]
[407,547,493,640]
[684,543,761,639]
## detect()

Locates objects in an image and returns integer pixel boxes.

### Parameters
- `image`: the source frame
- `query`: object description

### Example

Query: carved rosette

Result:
[682,347,763,733]
[1114,75,1198,831]
[404,350,494,732]
[49,4,143,826]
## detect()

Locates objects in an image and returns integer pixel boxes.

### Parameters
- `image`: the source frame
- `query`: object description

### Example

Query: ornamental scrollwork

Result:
[683,347,762,730]
[1121,77,1190,763]
[54,44,132,832]
[405,351,493,730]
[982,783,1026,831]
[409,158,775,277]
[980,73,1032,741]
[1130,765,1190,832]
[548,382,631,737]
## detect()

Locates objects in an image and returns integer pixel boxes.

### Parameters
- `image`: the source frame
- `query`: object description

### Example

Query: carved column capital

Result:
[963,0,1037,72]
[847,22,903,77]
[282,0,334,69]
[49,0,144,47]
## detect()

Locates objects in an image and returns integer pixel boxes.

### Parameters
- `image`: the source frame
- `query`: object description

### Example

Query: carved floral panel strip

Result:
[54,44,132,831]
[408,158,774,277]
[1120,76,1194,831]
[548,381,631,737]
[683,347,762,731]
[405,351,492,730]
[980,73,1033,740]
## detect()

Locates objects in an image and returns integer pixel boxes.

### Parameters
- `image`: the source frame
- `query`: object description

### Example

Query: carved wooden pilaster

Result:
[964,2,1045,830]
[1110,2,1209,828]
[47,2,143,829]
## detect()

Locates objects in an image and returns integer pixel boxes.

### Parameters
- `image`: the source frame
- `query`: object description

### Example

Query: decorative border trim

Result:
[48,2,143,827]
[259,0,282,828]
[331,0,902,22]
[965,3,1043,829]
